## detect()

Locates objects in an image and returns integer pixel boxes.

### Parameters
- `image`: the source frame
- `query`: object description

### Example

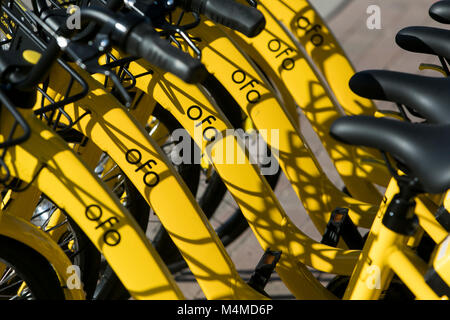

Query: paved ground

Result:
[175,0,444,299]
[310,0,350,19]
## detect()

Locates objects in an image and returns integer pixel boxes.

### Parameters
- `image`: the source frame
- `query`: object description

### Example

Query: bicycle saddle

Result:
[396,26,450,60]
[330,116,450,194]
[349,70,450,124]
[430,0,450,24]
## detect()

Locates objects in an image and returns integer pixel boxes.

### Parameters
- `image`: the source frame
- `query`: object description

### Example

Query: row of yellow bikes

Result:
[0,0,448,300]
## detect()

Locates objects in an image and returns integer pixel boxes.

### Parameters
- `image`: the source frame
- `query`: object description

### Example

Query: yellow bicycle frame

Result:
[125,53,374,299]
[39,63,266,300]
[219,3,446,243]
[343,179,448,300]
[126,50,447,299]
[0,107,183,300]
[151,18,379,234]
[132,1,447,300]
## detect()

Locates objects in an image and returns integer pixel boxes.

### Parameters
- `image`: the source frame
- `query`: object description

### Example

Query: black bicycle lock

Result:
[248,249,282,297]
[321,208,364,250]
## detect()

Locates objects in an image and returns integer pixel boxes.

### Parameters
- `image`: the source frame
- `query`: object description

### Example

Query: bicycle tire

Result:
[0,235,65,300]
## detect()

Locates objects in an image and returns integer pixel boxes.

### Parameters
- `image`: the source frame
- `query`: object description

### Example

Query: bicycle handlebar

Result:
[178,0,266,37]
[28,2,210,84]
[125,23,208,83]
[77,7,207,83]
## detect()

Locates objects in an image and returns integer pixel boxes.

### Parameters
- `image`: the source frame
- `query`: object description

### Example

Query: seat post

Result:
[382,177,421,236]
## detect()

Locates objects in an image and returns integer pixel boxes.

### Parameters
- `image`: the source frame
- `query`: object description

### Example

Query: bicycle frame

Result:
[124,53,374,299]
[40,63,266,300]
[142,19,381,234]
[0,106,183,300]
[127,85,448,251]
[215,3,448,244]
[343,179,448,300]
[178,19,447,241]
[254,0,448,211]
[126,51,448,299]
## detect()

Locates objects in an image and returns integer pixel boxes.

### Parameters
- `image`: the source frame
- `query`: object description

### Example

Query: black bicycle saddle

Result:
[430,0,450,24]
[396,26,450,60]
[349,70,450,124]
[330,116,450,194]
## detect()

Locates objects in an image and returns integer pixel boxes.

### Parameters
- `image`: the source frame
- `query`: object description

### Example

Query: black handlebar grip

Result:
[125,23,208,84]
[181,0,266,37]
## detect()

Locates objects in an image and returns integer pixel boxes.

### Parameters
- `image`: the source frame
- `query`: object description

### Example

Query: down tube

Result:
[256,0,392,188]
[50,66,266,300]
[6,109,183,300]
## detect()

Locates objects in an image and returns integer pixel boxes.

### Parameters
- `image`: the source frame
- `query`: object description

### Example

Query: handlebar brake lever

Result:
[121,0,202,58]
[156,13,202,59]
[85,62,133,107]
[164,25,202,59]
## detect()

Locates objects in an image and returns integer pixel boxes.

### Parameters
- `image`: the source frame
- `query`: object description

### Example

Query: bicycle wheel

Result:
[0,235,65,300]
